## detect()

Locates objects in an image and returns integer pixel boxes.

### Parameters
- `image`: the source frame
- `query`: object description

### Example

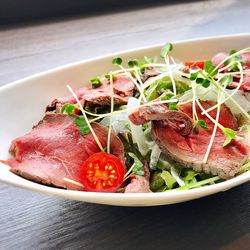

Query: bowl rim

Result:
[0,33,250,204]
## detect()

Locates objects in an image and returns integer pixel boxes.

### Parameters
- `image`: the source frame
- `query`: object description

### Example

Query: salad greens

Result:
[64,44,250,193]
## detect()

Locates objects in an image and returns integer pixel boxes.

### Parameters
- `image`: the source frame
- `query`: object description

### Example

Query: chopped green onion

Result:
[90,77,102,88]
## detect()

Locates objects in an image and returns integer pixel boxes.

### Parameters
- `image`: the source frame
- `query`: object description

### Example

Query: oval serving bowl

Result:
[0,34,249,206]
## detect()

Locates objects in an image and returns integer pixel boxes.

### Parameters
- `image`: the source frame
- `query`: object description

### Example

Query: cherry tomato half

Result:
[81,152,125,193]
[185,60,205,69]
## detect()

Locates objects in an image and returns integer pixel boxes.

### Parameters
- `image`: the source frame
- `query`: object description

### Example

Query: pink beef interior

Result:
[152,101,249,179]
[6,114,124,190]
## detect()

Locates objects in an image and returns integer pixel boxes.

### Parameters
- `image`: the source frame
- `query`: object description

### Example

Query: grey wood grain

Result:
[0,0,249,249]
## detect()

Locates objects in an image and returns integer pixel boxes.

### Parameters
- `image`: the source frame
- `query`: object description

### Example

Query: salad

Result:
[2,43,250,193]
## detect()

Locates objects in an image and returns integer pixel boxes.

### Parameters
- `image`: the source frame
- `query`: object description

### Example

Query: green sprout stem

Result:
[214,47,250,72]
[200,71,250,121]
[164,54,177,96]
[67,85,105,152]
[202,61,244,114]
[118,65,147,102]
[107,72,114,154]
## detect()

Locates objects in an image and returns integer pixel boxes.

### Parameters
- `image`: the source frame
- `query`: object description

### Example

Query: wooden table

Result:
[0,1,249,249]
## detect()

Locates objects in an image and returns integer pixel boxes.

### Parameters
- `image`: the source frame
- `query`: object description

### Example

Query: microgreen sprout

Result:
[200,70,250,121]
[107,72,114,154]
[202,61,243,114]
[224,49,243,71]
[128,59,139,68]
[204,60,218,77]
[159,43,177,95]
[214,47,250,72]
[160,42,173,58]
[112,57,122,65]
[105,73,117,80]
[61,103,90,135]
[67,85,104,152]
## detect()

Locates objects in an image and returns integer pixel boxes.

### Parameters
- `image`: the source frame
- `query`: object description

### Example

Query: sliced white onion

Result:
[180,85,250,116]
[100,112,129,134]
[127,97,150,156]
[170,166,185,187]
[149,143,162,170]
[225,90,250,115]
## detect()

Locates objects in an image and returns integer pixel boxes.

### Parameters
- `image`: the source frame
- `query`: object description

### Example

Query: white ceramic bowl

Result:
[0,34,249,206]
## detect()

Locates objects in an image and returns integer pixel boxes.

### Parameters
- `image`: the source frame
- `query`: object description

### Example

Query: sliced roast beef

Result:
[141,67,160,82]
[241,52,250,69]
[46,75,134,112]
[211,52,228,68]
[212,52,250,91]
[128,105,193,136]
[151,101,248,179]
[5,114,125,190]
[124,176,152,193]
[124,161,152,193]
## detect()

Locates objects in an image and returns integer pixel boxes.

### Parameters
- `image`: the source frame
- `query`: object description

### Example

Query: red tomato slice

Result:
[81,152,125,193]
[185,60,205,69]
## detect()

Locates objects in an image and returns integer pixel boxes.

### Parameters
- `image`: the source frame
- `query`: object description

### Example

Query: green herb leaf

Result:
[202,79,210,88]
[112,57,122,65]
[160,170,176,189]
[150,171,165,192]
[74,116,90,135]
[204,60,218,77]
[190,71,199,81]
[79,125,91,135]
[90,77,102,88]
[196,78,204,84]
[195,77,210,88]
[128,152,144,176]
[181,169,199,183]
[204,60,213,72]
[61,103,77,115]
[160,42,173,58]
[222,127,236,147]
[198,119,208,129]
